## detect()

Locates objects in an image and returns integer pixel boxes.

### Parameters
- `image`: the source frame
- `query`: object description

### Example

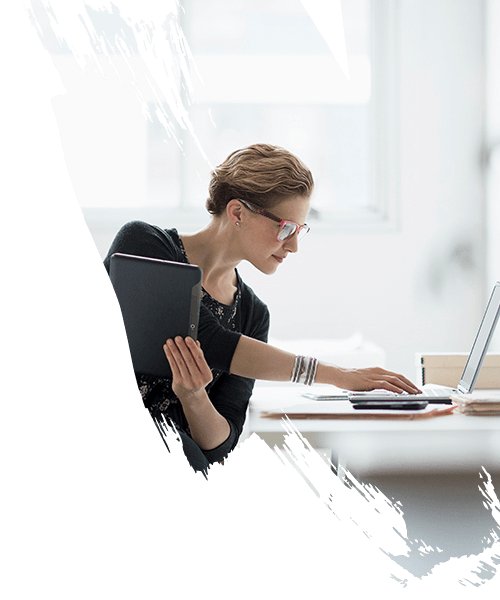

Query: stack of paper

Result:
[450,393,500,415]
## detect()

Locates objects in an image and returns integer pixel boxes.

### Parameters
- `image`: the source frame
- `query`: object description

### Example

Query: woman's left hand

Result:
[333,365,422,394]
[163,336,213,403]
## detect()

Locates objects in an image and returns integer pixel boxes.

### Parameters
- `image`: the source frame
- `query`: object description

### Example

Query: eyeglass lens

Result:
[278,222,298,241]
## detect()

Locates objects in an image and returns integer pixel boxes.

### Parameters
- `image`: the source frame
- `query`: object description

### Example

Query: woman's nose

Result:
[283,233,299,253]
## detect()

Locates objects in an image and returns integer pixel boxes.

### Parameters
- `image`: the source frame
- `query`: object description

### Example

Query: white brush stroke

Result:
[29,0,209,161]
[1,0,500,596]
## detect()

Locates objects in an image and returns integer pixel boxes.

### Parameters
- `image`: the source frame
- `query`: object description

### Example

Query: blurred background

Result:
[40,0,500,380]
[26,0,500,575]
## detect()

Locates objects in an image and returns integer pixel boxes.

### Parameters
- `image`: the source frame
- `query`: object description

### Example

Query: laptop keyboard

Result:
[420,387,455,397]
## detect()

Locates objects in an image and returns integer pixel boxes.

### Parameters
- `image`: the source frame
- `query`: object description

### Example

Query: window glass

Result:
[145,1,375,218]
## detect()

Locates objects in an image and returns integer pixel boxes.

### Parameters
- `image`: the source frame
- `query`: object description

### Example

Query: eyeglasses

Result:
[237,199,310,242]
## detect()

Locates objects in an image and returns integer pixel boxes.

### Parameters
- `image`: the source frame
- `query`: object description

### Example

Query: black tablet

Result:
[109,252,202,378]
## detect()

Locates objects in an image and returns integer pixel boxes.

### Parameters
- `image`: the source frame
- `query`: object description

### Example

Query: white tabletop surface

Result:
[248,384,500,473]
[249,384,500,432]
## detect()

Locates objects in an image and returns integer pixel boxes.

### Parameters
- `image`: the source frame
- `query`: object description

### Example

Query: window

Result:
[79,1,398,230]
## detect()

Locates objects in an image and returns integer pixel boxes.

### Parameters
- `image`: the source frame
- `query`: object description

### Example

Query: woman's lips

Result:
[272,255,284,263]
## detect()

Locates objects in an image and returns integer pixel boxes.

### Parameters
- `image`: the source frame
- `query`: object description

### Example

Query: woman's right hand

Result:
[332,366,422,394]
[163,336,213,404]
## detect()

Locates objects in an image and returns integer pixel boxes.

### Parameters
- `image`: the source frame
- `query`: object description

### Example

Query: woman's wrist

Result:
[315,362,344,387]
[178,389,231,451]
[176,388,209,409]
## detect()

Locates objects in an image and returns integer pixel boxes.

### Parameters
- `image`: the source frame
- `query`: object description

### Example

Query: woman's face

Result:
[238,195,311,275]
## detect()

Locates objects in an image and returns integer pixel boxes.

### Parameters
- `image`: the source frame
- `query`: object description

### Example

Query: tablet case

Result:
[109,252,202,378]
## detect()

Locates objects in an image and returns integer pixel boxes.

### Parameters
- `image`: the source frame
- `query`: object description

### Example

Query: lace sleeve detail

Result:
[136,373,174,411]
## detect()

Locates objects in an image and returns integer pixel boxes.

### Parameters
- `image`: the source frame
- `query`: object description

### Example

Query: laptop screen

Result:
[458,282,500,393]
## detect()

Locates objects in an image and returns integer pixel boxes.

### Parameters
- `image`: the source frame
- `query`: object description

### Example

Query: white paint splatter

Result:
[276,417,411,558]
[268,417,500,591]
[29,0,208,159]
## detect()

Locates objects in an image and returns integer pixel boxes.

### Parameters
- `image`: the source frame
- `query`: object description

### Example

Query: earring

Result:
[235,221,240,227]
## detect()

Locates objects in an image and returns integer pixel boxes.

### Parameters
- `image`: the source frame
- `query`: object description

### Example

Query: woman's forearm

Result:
[230,335,339,384]
[229,336,295,380]
[164,337,232,450]
[229,335,421,393]
[179,389,231,451]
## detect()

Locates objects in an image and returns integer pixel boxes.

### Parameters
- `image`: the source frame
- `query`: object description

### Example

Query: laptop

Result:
[349,281,500,405]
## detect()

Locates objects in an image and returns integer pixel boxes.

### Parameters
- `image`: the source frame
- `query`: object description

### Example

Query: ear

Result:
[226,199,244,226]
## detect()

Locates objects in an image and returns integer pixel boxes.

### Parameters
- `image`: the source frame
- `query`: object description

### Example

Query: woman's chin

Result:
[257,262,279,275]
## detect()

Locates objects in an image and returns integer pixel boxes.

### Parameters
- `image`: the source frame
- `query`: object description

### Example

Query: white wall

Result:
[83,0,487,379]
[486,0,500,352]
[241,0,486,379]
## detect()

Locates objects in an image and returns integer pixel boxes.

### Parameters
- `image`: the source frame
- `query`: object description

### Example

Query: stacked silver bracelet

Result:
[291,355,319,386]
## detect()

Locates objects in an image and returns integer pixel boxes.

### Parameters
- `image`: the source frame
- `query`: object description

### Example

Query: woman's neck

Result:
[179,219,240,290]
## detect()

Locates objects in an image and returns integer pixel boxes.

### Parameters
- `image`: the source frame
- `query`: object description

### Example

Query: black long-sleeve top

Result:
[104,221,270,463]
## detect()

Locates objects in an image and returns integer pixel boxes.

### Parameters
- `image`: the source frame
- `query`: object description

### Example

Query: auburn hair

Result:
[206,143,314,215]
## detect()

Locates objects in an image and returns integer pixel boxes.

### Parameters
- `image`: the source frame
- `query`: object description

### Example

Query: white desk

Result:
[248,384,500,474]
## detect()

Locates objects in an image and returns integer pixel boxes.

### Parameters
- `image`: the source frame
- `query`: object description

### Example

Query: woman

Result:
[104,144,419,474]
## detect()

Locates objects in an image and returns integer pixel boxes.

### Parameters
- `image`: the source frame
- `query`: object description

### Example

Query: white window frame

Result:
[83,0,400,236]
